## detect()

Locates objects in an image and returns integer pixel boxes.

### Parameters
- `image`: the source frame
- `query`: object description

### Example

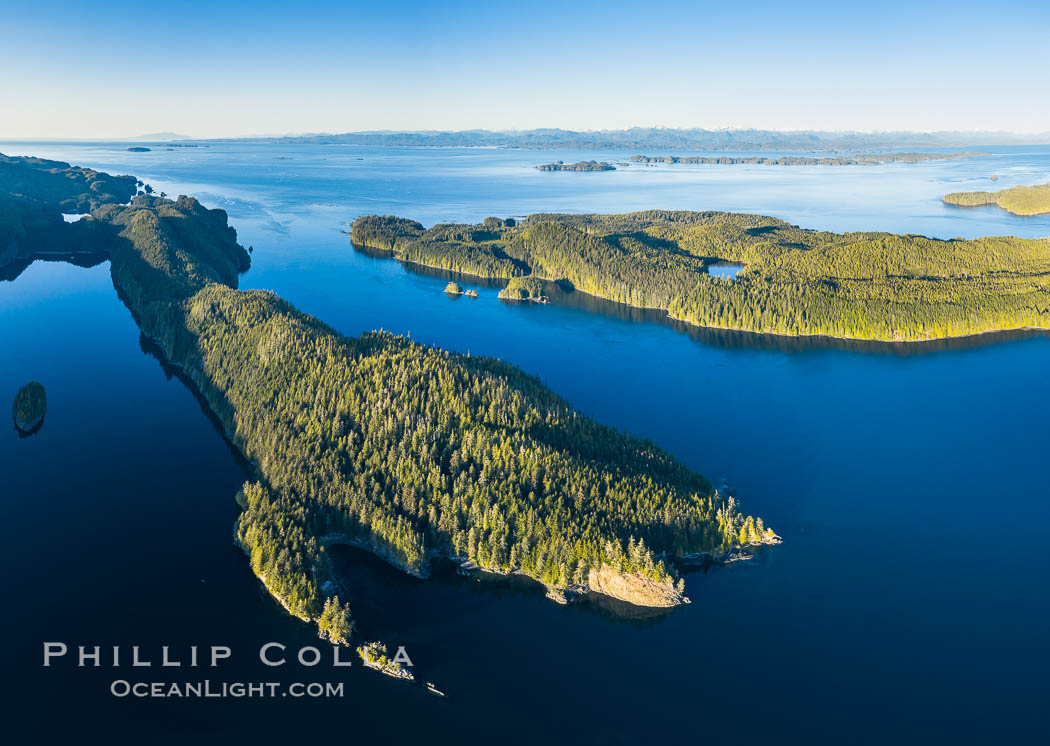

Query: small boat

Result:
[426,682,446,697]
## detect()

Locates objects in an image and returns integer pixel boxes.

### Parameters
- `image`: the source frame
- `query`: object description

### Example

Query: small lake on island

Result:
[706,260,745,280]
[3,141,1050,744]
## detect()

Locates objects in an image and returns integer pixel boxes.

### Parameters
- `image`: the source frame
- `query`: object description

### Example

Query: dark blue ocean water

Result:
[2,142,1049,744]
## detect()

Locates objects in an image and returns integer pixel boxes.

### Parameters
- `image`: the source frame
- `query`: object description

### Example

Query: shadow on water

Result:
[351,241,510,290]
[134,318,257,479]
[356,244,1050,356]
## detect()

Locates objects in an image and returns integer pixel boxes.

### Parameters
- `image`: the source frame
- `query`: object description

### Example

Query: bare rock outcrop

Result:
[587,565,687,608]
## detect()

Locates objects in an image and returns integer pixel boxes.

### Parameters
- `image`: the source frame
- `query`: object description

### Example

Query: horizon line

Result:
[3,126,1050,143]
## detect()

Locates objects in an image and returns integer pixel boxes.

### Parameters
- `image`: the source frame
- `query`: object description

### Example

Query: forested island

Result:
[629,152,984,166]
[351,212,1050,342]
[12,381,47,433]
[443,281,477,297]
[1,153,777,641]
[536,161,616,172]
[943,182,1050,216]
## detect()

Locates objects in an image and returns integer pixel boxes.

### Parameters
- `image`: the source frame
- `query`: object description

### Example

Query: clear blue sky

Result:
[2,0,1048,138]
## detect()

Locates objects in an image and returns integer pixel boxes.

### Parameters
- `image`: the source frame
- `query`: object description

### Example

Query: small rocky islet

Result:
[444,281,477,297]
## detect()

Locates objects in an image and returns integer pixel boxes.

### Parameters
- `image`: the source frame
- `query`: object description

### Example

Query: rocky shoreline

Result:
[452,532,782,609]
[675,534,783,568]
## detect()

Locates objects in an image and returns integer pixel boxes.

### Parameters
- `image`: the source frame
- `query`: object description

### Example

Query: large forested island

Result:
[943,182,1050,216]
[630,152,983,166]
[351,212,1050,342]
[1,153,777,640]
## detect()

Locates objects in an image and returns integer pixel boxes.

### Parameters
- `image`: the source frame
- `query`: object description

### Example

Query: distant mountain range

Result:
[251,127,1050,151]
[125,132,193,141]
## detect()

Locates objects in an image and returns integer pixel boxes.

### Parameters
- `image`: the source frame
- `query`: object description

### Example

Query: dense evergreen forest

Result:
[351,211,1050,342]
[943,182,1050,216]
[1,156,775,641]
[498,276,548,301]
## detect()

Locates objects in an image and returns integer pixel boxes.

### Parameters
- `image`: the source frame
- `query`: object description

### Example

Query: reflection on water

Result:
[135,331,256,476]
[707,261,744,280]
[359,246,1050,356]
[1,251,108,282]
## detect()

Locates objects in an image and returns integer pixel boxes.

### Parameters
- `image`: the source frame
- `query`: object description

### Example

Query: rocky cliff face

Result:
[587,565,687,608]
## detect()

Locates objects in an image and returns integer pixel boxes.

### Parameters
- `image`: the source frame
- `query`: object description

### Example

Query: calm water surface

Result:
[706,261,745,280]
[2,142,1049,744]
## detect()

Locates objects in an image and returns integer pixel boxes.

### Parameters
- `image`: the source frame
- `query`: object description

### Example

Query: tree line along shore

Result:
[350,211,1050,343]
[943,182,1050,216]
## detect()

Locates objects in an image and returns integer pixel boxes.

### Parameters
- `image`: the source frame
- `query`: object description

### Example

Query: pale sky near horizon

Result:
[2,0,1049,140]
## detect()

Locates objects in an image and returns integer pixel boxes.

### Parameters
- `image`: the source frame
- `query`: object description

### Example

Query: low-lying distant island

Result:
[943,182,1050,216]
[12,381,47,434]
[351,211,1050,342]
[530,151,987,174]
[1,153,778,647]
[536,160,615,172]
[629,152,985,166]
